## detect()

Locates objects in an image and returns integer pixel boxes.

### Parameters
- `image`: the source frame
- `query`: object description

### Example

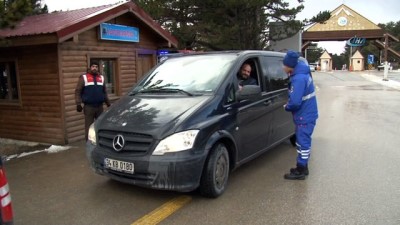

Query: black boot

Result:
[290,164,309,175]
[284,165,307,180]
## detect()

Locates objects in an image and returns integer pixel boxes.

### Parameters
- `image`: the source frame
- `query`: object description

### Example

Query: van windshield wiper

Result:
[129,89,160,95]
[160,88,194,96]
[130,88,194,96]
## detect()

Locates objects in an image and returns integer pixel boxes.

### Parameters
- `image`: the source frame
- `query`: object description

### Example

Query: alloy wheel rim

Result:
[215,153,227,189]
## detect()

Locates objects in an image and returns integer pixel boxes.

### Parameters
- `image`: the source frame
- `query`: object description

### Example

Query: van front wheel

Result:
[200,143,230,198]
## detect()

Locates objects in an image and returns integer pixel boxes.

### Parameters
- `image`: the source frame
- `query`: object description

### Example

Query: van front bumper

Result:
[86,143,207,192]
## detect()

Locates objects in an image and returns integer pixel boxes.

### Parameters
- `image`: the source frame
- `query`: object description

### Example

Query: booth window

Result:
[91,59,117,95]
[0,61,19,101]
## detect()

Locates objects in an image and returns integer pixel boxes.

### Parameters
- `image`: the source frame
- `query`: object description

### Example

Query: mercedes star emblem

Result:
[112,134,125,152]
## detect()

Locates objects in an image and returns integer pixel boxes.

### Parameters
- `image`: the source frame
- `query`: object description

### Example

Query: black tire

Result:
[199,143,230,198]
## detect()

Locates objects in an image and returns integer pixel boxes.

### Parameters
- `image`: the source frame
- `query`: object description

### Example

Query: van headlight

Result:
[152,130,199,155]
[88,123,97,145]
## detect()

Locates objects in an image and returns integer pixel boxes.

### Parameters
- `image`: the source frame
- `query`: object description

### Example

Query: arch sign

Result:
[346,37,366,47]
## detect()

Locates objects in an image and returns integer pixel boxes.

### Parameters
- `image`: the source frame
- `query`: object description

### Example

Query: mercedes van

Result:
[86,51,296,197]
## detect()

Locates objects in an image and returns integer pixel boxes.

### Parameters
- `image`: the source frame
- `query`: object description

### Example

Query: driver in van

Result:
[238,63,257,90]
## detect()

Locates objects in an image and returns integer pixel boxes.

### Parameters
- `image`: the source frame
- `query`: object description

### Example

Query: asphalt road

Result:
[5,71,400,225]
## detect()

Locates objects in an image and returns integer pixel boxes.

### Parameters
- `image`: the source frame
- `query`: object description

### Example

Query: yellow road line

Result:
[131,195,192,225]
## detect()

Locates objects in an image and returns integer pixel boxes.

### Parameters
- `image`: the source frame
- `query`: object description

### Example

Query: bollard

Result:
[383,61,389,81]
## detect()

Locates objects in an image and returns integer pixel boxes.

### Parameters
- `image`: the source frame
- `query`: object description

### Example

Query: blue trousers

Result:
[295,122,316,166]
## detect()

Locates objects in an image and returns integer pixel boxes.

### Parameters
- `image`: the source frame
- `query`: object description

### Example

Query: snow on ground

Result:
[361,73,400,91]
[1,138,73,161]
[5,145,73,161]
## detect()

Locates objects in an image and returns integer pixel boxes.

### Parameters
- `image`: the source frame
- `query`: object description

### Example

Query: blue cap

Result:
[283,50,299,68]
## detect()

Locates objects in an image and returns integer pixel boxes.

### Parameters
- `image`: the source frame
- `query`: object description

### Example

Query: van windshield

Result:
[133,54,237,94]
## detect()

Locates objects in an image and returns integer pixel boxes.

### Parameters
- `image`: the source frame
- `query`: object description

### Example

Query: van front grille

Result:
[98,130,154,153]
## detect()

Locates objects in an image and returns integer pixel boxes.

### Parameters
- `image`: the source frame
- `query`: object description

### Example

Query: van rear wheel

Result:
[200,143,230,198]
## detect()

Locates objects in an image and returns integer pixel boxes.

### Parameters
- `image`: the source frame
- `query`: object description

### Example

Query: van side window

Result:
[263,56,289,91]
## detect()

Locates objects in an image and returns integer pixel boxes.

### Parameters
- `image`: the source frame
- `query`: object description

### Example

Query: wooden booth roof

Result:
[0,1,178,47]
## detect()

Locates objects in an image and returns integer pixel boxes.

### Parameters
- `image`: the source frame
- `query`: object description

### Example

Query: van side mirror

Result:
[236,85,262,102]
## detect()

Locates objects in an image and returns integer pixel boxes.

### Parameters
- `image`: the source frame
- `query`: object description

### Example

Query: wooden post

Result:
[383,34,389,81]
[384,33,388,63]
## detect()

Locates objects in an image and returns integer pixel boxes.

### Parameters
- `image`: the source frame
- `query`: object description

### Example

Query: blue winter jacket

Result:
[285,61,318,124]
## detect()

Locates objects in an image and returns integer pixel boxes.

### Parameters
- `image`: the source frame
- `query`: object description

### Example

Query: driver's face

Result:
[240,65,251,79]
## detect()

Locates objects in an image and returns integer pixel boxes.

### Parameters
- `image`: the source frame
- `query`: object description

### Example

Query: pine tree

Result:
[135,0,329,50]
[0,0,47,28]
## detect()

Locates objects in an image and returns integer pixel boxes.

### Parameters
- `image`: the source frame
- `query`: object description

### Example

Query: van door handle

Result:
[264,100,272,106]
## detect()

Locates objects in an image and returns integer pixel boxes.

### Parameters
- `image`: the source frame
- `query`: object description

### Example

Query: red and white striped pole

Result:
[0,159,13,224]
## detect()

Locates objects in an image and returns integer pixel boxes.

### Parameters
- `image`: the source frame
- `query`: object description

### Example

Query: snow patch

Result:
[5,145,73,161]
[18,150,45,158]
[45,145,72,153]
[361,74,400,91]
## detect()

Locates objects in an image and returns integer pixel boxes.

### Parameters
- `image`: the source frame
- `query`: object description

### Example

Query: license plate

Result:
[104,158,134,174]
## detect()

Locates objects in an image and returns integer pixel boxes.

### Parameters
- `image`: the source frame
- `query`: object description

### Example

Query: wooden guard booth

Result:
[319,51,333,71]
[0,2,178,144]
[351,50,365,71]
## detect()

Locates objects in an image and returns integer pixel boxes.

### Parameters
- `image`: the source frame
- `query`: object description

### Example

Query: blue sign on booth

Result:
[368,54,374,64]
[100,23,139,42]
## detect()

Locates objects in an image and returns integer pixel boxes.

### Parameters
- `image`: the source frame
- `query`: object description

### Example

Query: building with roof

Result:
[350,50,365,71]
[0,1,178,144]
[319,51,332,71]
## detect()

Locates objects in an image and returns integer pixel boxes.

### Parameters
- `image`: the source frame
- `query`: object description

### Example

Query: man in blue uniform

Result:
[283,51,318,180]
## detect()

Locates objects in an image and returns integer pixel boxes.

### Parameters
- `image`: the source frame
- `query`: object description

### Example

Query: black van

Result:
[86,51,295,198]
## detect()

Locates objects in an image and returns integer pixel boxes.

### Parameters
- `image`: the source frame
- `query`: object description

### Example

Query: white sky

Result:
[42,0,399,55]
